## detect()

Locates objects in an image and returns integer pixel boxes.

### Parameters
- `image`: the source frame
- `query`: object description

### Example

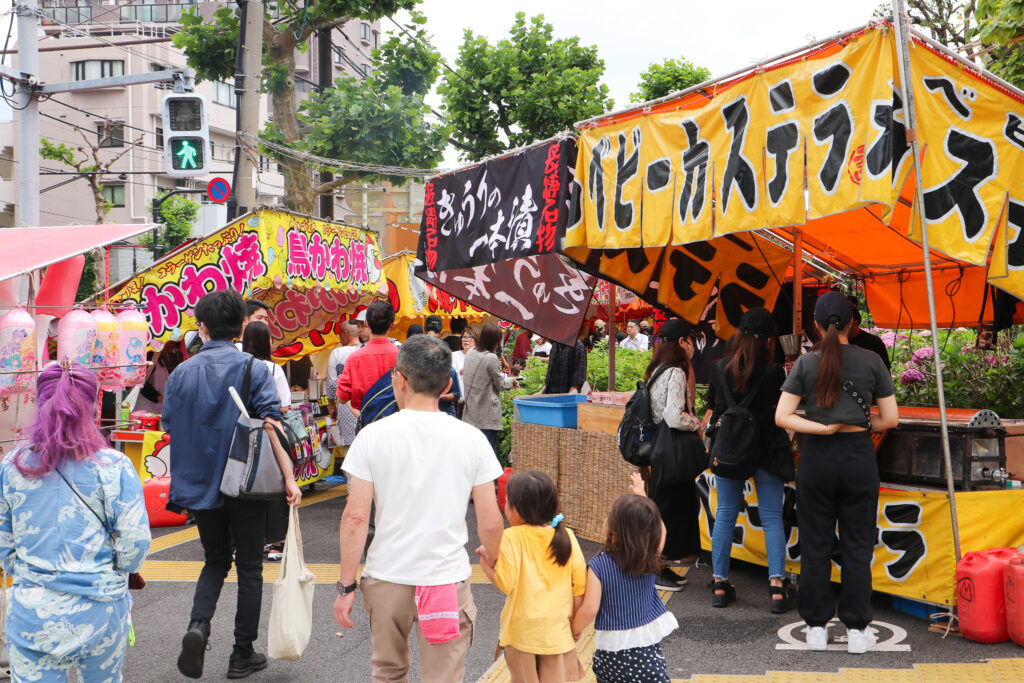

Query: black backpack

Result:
[708,363,768,479]
[618,364,671,467]
[355,371,397,434]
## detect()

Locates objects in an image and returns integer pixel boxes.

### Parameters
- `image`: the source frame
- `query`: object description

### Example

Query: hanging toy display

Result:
[91,309,122,390]
[0,307,37,395]
[117,309,150,387]
[57,309,97,367]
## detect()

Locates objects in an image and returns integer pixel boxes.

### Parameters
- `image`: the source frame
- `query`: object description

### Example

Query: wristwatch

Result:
[336,580,358,596]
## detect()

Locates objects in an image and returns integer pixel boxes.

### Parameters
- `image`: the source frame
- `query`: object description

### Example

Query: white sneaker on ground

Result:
[847,628,877,654]
[806,625,828,651]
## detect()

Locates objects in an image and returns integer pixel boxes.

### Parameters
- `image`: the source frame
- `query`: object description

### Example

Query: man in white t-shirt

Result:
[620,319,650,351]
[334,335,504,682]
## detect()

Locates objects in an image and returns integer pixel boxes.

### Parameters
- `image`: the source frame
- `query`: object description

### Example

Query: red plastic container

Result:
[143,476,188,528]
[497,467,512,514]
[1005,558,1024,647]
[957,547,1021,643]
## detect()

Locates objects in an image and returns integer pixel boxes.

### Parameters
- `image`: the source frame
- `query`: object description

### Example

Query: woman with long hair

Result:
[776,292,898,654]
[242,321,290,411]
[462,322,516,452]
[644,319,701,592]
[706,307,793,611]
[0,362,150,681]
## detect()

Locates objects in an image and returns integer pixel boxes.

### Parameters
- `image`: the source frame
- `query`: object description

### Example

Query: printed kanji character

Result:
[865,84,910,183]
[720,97,758,213]
[766,122,800,206]
[678,120,710,224]
[588,136,612,231]
[923,129,997,241]
[507,184,539,253]
[878,502,927,582]
[453,267,493,301]
[219,232,268,290]
[614,127,641,229]
[287,231,312,278]
[813,102,854,195]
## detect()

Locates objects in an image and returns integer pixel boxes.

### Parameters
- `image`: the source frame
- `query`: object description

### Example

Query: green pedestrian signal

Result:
[170,137,205,171]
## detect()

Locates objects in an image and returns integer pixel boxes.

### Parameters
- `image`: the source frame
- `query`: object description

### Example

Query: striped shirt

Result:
[589,552,668,631]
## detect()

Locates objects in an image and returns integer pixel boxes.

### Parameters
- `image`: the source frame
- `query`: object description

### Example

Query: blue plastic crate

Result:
[514,394,589,429]
[891,595,939,621]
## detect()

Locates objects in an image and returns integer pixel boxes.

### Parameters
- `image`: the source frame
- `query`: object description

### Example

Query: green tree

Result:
[873,1,978,53]
[173,2,446,214]
[143,193,201,257]
[975,0,1024,88]
[439,13,612,161]
[631,57,711,103]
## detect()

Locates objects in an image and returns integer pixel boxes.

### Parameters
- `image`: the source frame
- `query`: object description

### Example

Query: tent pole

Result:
[891,0,962,562]
[793,229,803,337]
[608,283,617,391]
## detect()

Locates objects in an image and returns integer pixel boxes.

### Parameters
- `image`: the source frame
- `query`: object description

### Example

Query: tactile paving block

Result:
[766,673,841,682]
[915,663,998,682]
[990,658,1024,682]
[840,668,917,683]
[691,676,768,682]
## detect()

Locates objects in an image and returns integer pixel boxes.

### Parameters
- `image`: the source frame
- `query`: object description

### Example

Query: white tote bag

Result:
[267,505,316,660]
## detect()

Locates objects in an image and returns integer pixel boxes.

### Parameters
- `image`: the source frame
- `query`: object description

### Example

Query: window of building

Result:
[333,46,344,64]
[100,185,125,207]
[360,22,370,41]
[72,60,124,81]
[212,81,237,108]
[361,63,371,78]
[97,122,125,148]
[373,31,379,49]
[155,126,163,149]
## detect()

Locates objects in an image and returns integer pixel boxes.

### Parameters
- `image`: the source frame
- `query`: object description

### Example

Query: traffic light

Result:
[161,93,210,178]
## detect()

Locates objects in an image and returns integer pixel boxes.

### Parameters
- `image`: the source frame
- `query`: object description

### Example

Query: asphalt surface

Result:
[123,483,1024,681]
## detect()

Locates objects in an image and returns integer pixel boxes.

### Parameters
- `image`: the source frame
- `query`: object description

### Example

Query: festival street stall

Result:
[106,207,386,488]
[559,12,1024,609]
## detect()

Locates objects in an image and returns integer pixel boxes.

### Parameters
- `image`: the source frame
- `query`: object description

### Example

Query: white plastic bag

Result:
[267,505,316,660]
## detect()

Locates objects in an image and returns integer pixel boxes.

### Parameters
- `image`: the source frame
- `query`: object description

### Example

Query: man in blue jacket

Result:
[163,290,301,680]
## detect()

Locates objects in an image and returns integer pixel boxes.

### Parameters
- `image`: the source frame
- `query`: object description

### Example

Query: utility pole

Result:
[317,28,334,220]
[229,0,264,219]
[15,0,39,228]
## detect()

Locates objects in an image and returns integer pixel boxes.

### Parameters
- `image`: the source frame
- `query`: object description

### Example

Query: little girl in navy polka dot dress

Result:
[571,475,679,682]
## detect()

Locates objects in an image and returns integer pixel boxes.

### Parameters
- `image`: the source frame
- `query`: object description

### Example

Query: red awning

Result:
[0,224,156,283]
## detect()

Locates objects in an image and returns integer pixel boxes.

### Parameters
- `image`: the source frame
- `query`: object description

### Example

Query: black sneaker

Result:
[227,652,269,679]
[176,620,209,679]
[655,568,685,592]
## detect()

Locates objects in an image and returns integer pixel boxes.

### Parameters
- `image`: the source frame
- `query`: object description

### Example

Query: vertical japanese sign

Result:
[109,208,384,349]
[417,138,575,271]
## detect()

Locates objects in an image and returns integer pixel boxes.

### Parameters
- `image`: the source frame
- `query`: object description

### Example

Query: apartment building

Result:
[0,0,423,280]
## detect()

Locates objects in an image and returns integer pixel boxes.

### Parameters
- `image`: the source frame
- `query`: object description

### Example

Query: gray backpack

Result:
[220,358,288,499]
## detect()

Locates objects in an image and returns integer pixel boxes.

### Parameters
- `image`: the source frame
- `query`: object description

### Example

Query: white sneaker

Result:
[847,628,877,654]
[806,625,828,651]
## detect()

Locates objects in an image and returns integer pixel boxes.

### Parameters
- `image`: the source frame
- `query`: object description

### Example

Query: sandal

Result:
[769,579,794,614]
[710,580,736,608]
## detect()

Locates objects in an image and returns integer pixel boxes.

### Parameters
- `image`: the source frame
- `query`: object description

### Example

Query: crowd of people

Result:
[0,289,902,682]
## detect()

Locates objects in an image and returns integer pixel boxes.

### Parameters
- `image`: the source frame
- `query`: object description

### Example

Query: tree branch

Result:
[313,171,361,194]
[448,136,485,157]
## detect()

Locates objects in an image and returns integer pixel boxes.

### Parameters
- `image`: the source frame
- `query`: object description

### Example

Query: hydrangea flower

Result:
[912,346,935,363]
[900,368,926,385]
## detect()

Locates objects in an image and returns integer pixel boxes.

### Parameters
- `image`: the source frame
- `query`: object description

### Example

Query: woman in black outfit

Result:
[775,292,898,654]
[706,307,794,612]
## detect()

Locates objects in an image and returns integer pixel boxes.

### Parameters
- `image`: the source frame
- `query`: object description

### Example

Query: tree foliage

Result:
[143,193,200,256]
[631,57,711,103]
[440,13,612,161]
[975,0,1024,87]
[173,0,446,214]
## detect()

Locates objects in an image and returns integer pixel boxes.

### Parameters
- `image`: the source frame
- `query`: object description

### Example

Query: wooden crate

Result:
[1005,422,1024,479]
[577,403,625,436]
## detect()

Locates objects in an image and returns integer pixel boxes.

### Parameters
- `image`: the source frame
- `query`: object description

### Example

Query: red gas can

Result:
[497,467,512,515]
[143,476,188,528]
[1004,558,1024,647]
[957,547,1021,643]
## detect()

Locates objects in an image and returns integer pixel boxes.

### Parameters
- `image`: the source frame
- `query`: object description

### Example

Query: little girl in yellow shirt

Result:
[478,470,587,682]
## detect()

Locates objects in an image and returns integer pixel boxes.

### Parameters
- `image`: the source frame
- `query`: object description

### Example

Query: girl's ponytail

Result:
[815,322,844,409]
[548,513,572,567]
[505,470,572,567]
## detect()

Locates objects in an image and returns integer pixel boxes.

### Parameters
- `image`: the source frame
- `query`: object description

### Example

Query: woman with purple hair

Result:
[0,361,151,681]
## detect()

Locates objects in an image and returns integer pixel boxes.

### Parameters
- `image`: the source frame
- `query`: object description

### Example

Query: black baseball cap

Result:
[657,319,696,341]
[814,291,854,329]
[739,307,774,338]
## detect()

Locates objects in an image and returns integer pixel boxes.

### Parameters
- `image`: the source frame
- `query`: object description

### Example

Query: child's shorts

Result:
[592,643,671,683]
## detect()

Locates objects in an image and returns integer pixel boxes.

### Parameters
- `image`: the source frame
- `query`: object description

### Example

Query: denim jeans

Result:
[711,468,786,581]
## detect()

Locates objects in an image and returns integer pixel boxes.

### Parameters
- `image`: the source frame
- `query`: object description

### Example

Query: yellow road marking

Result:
[839,668,917,683]
[766,674,841,682]
[915,663,998,682]
[991,658,1024,682]
[147,484,347,555]
[691,676,768,682]
[139,560,490,584]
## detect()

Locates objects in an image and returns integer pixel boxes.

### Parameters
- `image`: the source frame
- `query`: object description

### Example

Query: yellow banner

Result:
[109,209,385,351]
[698,474,1024,605]
[383,252,487,322]
[568,28,900,251]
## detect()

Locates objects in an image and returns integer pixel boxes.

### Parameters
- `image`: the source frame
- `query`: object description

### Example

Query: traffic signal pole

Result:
[228,0,264,219]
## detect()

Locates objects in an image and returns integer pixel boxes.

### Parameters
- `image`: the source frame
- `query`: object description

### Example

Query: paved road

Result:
[123,483,1023,681]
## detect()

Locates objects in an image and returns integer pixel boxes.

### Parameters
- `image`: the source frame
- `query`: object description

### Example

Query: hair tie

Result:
[550,513,564,528]
[58,359,75,385]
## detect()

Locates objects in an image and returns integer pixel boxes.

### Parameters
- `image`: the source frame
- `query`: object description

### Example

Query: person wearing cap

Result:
[354,308,371,344]
[775,291,899,654]
[532,336,552,357]
[644,318,701,591]
[705,307,794,612]
[621,319,650,351]
[585,319,607,349]
[846,295,890,370]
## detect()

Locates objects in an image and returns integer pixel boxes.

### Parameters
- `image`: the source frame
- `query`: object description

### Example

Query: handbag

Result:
[267,505,316,660]
[649,388,707,491]
[220,358,289,499]
[55,466,144,589]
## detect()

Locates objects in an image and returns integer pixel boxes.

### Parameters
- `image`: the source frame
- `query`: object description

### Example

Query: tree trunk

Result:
[89,179,108,296]
[267,43,316,215]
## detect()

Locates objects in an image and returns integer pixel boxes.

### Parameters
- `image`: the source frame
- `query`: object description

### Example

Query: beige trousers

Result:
[361,577,476,683]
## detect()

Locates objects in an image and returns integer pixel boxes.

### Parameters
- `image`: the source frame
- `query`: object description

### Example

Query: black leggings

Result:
[796,431,879,630]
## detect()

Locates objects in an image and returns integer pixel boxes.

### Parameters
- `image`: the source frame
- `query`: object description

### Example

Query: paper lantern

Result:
[117,309,150,387]
[91,309,121,390]
[57,309,97,367]
[0,307,36,395]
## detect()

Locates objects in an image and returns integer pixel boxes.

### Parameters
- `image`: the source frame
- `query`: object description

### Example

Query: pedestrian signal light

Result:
[162,93,210,178]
